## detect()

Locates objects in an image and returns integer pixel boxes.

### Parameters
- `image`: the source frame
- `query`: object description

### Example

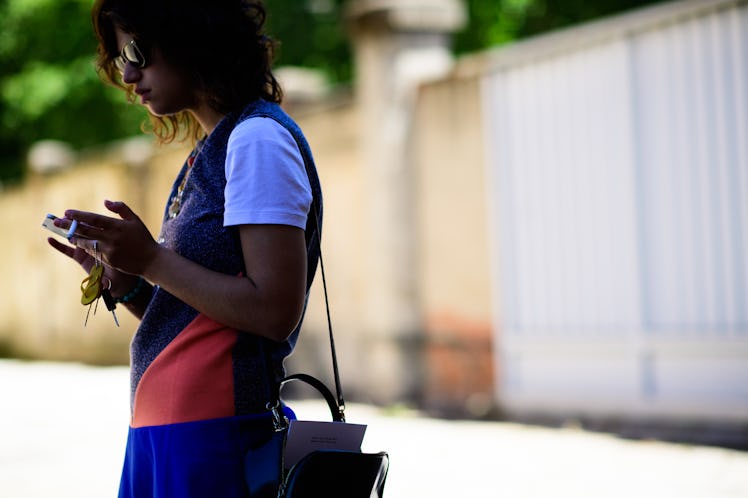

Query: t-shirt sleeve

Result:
[224,117,312,229]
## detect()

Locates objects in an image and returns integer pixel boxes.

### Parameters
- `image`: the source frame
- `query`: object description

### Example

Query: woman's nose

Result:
[121,63,141,84]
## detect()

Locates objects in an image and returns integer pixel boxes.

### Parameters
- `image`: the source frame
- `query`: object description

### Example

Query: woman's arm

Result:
[61,200,308,342]
[144,223,307,341]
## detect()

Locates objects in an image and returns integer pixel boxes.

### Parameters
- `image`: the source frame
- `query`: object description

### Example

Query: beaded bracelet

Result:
[114,276,146,304]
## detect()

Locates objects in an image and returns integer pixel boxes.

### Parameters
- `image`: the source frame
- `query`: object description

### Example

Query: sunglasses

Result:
[114,40,148,73]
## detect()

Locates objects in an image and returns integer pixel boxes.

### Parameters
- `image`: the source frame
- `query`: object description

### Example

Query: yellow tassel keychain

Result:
[80,241,119,327]
[81,264,104,306]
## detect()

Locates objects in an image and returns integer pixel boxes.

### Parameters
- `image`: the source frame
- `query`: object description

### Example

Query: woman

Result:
[47,1,322,496]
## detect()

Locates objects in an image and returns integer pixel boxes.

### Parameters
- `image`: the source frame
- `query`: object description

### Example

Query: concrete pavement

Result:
[1,360,747,498]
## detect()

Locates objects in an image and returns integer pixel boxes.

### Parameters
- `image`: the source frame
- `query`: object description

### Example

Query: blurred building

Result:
[2,0,746,440]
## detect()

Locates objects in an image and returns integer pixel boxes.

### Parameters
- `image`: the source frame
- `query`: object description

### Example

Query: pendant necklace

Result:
[167,140,204,219]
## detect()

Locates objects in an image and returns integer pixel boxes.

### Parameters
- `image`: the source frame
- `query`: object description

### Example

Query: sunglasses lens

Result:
[123,42,144,67]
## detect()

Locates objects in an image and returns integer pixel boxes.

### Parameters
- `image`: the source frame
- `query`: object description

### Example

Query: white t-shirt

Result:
[223,117,312,229]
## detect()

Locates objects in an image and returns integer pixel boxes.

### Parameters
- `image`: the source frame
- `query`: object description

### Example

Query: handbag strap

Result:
[265,151,346,427]
[311,205,346,421]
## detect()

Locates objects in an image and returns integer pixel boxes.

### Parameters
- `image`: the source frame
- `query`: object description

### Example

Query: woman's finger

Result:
[105,200,137,221]
[64,209,119,230]
[47,237,75,259]
[70,237,100,255]
[65,222,104,241]
[48,237,95,271]
[53,216,104,240]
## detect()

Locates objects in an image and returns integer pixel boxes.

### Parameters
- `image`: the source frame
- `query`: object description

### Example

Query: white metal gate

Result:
[483,0,748,420]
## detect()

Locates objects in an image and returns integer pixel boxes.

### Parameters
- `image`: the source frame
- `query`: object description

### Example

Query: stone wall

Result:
[1,141,175,363]
[0,0,497,413]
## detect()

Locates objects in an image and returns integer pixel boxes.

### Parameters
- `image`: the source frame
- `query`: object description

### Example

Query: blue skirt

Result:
[118,408,295,498]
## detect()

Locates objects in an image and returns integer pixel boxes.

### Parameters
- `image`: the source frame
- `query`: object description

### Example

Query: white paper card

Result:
[284,420,367,469]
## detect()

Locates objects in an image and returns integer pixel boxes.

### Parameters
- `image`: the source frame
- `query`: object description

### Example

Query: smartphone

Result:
[42,213,78,240]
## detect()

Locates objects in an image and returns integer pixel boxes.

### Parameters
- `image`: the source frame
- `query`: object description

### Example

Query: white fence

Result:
[482,0,748,420]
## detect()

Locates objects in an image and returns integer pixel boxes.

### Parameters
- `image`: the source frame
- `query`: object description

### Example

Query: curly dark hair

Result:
[92,0,283,144]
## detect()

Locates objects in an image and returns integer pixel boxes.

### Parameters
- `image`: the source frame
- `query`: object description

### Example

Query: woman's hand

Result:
[57,200,161,277]
[50,200,308,341]
[47,235,97,273]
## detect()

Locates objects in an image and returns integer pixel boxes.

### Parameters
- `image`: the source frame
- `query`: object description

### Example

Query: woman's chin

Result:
[144,103,171,117]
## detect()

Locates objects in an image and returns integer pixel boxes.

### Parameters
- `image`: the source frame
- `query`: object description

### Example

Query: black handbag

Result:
[244,374,389,498]
[244,188,389,498]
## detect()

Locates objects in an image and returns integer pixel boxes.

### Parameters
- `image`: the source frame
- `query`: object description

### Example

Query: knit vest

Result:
[129,100,322,419]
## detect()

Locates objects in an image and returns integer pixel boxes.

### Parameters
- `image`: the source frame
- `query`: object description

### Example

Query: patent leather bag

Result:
[244,373,389,498]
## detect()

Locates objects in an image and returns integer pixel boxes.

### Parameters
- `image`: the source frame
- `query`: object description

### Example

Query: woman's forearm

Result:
[142,241,306,342]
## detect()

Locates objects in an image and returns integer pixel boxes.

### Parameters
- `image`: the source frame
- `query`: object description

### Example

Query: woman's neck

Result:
[191,104,226,136]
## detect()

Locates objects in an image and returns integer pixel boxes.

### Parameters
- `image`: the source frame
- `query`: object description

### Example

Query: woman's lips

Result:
[136,89,151,103]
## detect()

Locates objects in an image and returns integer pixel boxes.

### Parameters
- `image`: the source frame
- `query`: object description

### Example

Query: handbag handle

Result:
[276,373,343,423]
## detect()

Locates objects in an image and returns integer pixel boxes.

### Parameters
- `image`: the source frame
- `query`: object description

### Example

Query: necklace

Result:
[167,141,203,219]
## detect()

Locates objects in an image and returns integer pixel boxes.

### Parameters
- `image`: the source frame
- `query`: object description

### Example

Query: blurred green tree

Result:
[266,0,352,84]
[0,0,147,184]
[0,0,665,184]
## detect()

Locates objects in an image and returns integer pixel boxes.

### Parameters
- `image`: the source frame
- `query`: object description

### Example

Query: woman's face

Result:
[114,28,198,117]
